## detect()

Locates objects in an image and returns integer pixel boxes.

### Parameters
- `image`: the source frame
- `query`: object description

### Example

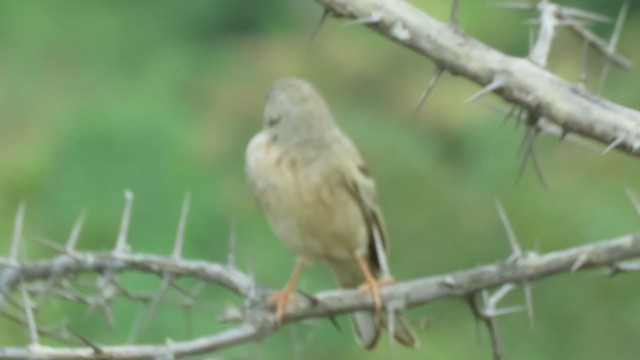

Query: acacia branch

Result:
[1,230,640,358]
[314,0,640,157]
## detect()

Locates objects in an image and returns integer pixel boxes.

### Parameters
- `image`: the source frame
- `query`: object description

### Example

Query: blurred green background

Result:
[1,0,639,359]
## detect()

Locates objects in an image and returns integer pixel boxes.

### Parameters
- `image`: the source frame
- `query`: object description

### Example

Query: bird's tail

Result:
[350,310,419,349]
[330,260,419,349]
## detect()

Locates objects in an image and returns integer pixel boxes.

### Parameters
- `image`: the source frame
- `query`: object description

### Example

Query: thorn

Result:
[94,273,117,328]
[610,2,629,51]
[115,190,134,253]
[297,289,320,307]
[218,304,244,323]
[386,303,396,347]
[577,39,589,88]
[466,293,505,359]
[246,251,257,298]
[465,74,507,104]
[516,120,532,157]
[567,23,632,69]
[516,121,549,188]
[608,263,621,277]
[449,0,460,30]
[491,2,536,10]
[172,192,191,259]
[624,186,640,215]
[227,219,237,268]
[495,200,522,258]
[526,126,549,188]
[165,338,176,356]
[137,273,172,338]
[167,279,195,300]
[66,211,87,254]
[624,186,640,218]
[127,305,146,344]
[327,315,341,331]
[523,18,540,26]
[602,134,625,155]
[440,275,457,288]
[418,316,432,331]
[571,253,589,272]
[0,309,75,344]
[502,106,517,126]
[10,202,26,265]
[489,283,516,308]
[308,9,330,46]
[68,327,103,354]
[188,281,206,300]
[559,127,570,141]
[555,18,590,28]
[342,12,383,27]
[480,103,510,118]
[513,108,526,130]
[20,283,39,345]
[559,5,613,24]
[523,283,535,328]
[413,66,444,118]
[490,306,526,317]
[597,1,629,93]
[99,300,115,329]
[31,237,66,254]
[467,294,482,320]
[611,261,640,273]
[528,26,535,54]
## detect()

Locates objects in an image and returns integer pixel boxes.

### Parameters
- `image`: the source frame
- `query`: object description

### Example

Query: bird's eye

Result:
[267,116,281,127]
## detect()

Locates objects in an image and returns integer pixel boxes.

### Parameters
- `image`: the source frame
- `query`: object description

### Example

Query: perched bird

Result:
[245,78,418,349]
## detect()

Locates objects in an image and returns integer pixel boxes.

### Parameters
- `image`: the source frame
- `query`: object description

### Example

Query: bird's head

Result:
[263,78,336,147]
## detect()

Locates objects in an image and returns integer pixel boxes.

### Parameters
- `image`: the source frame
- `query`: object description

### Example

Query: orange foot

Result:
[355,253,395,314]
[357,277,394,312]
[269,259,305,324]
[268,289,293,325]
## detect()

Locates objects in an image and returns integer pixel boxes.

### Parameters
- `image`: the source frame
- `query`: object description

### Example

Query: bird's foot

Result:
[268,289,293,325]
[357,277,394,313]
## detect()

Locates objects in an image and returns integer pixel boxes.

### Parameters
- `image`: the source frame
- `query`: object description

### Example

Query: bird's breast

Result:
[245,132,368,263]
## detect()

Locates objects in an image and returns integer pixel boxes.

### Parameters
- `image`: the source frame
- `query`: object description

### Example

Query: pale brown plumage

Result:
[245,77,418,349]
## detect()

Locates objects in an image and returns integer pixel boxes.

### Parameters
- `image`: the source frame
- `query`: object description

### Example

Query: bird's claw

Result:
[268,290,292,324]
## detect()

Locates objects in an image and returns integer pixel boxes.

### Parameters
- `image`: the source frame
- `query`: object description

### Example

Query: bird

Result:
[245,77,418,349]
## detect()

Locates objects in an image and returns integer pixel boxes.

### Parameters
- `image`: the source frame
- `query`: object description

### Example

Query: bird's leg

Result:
[355,255,394,313]
[269,258,305,324]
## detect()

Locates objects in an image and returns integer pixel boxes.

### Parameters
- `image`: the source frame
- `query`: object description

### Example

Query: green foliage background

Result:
[0,1,639,359]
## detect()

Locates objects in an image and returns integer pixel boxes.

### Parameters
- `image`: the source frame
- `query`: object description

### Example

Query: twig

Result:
[529,0,558,67]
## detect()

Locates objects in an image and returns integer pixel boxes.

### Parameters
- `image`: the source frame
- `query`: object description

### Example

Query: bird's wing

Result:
[332,130,389,274]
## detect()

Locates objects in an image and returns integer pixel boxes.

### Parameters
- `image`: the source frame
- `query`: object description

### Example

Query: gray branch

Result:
[314,0,640,157]
[1,231,640,358]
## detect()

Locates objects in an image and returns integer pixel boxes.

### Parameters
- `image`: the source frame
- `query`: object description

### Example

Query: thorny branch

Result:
[313,0,640,158]
[2,192,640,359]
